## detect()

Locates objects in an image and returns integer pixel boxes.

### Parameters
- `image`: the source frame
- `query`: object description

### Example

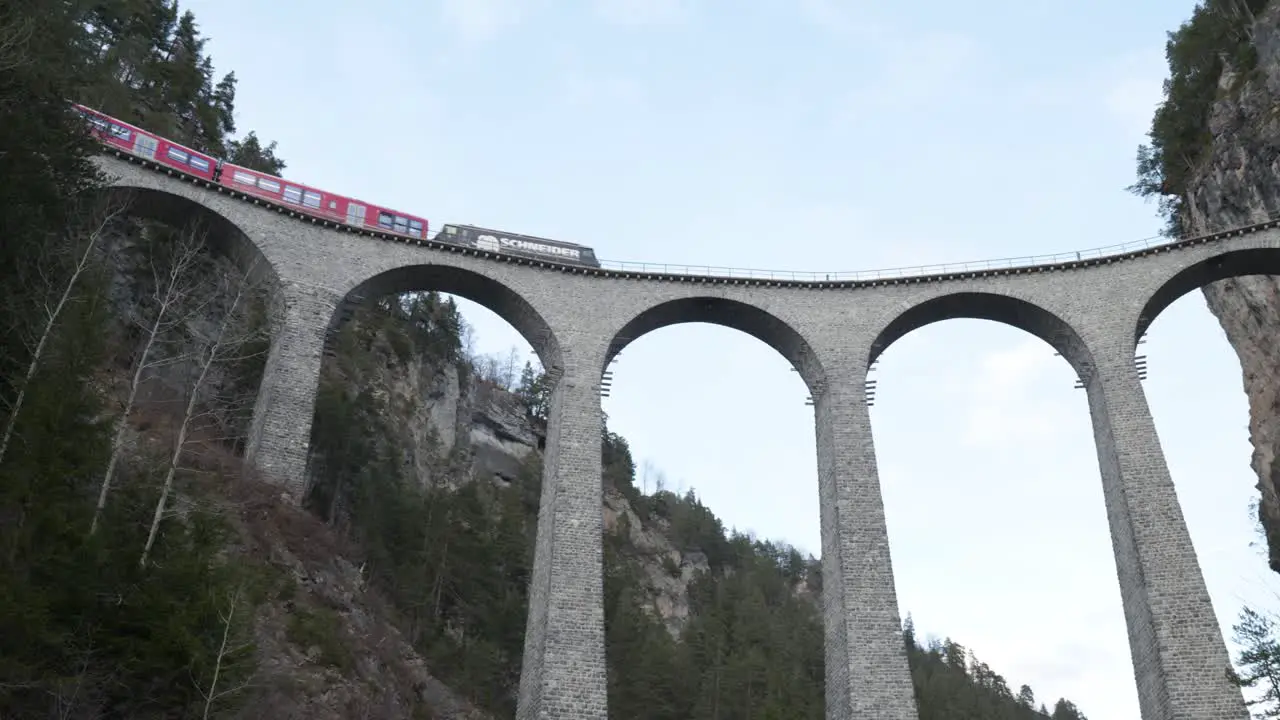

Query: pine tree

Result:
[1231,605,1280,717]
[515,361,548,422]
[0,2,279,713]
[1052,698,1088,720]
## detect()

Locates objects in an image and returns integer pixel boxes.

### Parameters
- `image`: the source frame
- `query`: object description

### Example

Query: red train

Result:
[75,103,429,241]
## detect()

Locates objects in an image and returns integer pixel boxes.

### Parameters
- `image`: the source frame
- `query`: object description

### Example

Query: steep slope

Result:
[1132,0,1280,571]
[0,2,486,716]
[0,1,1094,717]
[303,295,1088,719]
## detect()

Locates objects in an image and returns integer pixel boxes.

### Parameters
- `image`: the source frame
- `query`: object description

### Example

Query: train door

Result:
[346,202,367,228]
[134,133,158,160]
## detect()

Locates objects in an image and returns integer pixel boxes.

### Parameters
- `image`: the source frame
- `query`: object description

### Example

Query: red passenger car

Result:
[216,163,429,240]
[73,102,431,242]
[74,104,219,182]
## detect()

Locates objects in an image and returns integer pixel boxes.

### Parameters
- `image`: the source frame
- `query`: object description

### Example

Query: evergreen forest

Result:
[0,0,1277,717]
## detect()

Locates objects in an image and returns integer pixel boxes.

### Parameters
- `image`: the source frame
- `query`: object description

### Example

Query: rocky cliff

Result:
[291,295,1073,719]
[9,178,1079,720]
[1166,0,1280,572]
[67,237,787,717]
[0,2,1090,715]
[312,296,715,639]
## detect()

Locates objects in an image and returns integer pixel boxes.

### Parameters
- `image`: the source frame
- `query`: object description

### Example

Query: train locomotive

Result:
[74,103,602,269]
[438,224,599,266]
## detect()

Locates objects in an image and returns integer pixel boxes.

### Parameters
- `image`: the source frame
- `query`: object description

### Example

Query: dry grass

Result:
[87,351,490,718]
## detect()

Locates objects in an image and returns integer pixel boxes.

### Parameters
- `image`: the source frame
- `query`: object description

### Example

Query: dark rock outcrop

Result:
[1181,2,1280,573]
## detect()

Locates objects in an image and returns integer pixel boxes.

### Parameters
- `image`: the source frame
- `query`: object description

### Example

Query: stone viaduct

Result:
[93,150,1278,720]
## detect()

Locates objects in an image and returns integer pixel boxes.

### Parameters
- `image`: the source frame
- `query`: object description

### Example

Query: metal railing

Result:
[107,145,1280,285]
[587,229,1220,281]
[591,234,1172,281]
[426,214,1280,283]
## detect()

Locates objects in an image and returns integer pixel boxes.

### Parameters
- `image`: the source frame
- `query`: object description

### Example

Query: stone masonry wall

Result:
[96,152,1280,719]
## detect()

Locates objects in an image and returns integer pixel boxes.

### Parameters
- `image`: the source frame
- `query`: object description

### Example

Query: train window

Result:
[189,156,210,171]
[167,147,189,163]
[378,212,395,229]
[302,190,321,209]
[134,134,158,158]
[110,124,131,140]
[258,178,281,193]
[408,219,423,236]
[394,217,410,233]
[282,185,303,204]
[233,171,256,185]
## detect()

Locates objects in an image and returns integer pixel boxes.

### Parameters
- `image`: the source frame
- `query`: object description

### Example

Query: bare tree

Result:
[91,224,210,535]
[0,11,33,76]
[49,648,91,719]
[460,319,478,365]
[501,346,520,389]
[0,197,128,468]
[139,256,271,567]
[477,353,502,386]
[196,584,255,719]
[1215,0,1257,38]
[641,458,657,495]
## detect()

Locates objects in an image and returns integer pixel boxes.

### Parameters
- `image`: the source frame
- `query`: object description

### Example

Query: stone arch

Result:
[868,291,1095,380]
[99,182,281,291]
[1136,247,1280,581]
[603,296,827,395]
[1136,248,1280,343]
[92,181,287,468]
[334,264,563,376]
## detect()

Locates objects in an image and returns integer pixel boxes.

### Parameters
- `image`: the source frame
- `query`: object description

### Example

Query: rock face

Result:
[1181,3,1280,573]
[228,481,493,720]
[467,381,542,485]
[601,490,711,635]
[326,305,711,636]
[383,353,528,489]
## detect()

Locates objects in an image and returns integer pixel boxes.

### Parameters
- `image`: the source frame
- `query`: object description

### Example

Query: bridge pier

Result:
[517,359,608,719]
[244,281,337,501]
[95,151,1280,719]
[1085,352,1248,720]
[814,376,919,720]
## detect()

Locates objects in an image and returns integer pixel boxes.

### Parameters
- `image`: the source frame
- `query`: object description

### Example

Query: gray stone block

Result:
[96,151,1261,720]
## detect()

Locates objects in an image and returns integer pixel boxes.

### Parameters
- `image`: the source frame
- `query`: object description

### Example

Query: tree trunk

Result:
[140,258,258,567]
[92,316,159,535]
[93,228,204,535]
[0,205,121,467]
[140,340,209,567]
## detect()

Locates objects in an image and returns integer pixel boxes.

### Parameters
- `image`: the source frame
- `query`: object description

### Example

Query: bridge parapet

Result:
[92,149,1266,720]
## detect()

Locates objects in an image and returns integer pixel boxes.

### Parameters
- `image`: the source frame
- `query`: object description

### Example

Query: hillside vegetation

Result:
[306,296,1091,719]
[1129,0,1272,234]
[6,0,1256,717]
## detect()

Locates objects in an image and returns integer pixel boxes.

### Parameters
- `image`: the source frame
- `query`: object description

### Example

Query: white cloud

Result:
[961,336,1068,447]
[830,29,985,120]
[878,32,982,103]
[1104,51,1168,141]
[793,0,887,40]
[982,337,1051,386]
[592,0,691,26]
[1012,48,1168,142]
[438,0,525,42]
[560,69,647,111]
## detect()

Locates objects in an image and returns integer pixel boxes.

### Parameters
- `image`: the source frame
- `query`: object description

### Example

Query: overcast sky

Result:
[176,0,1280,715]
